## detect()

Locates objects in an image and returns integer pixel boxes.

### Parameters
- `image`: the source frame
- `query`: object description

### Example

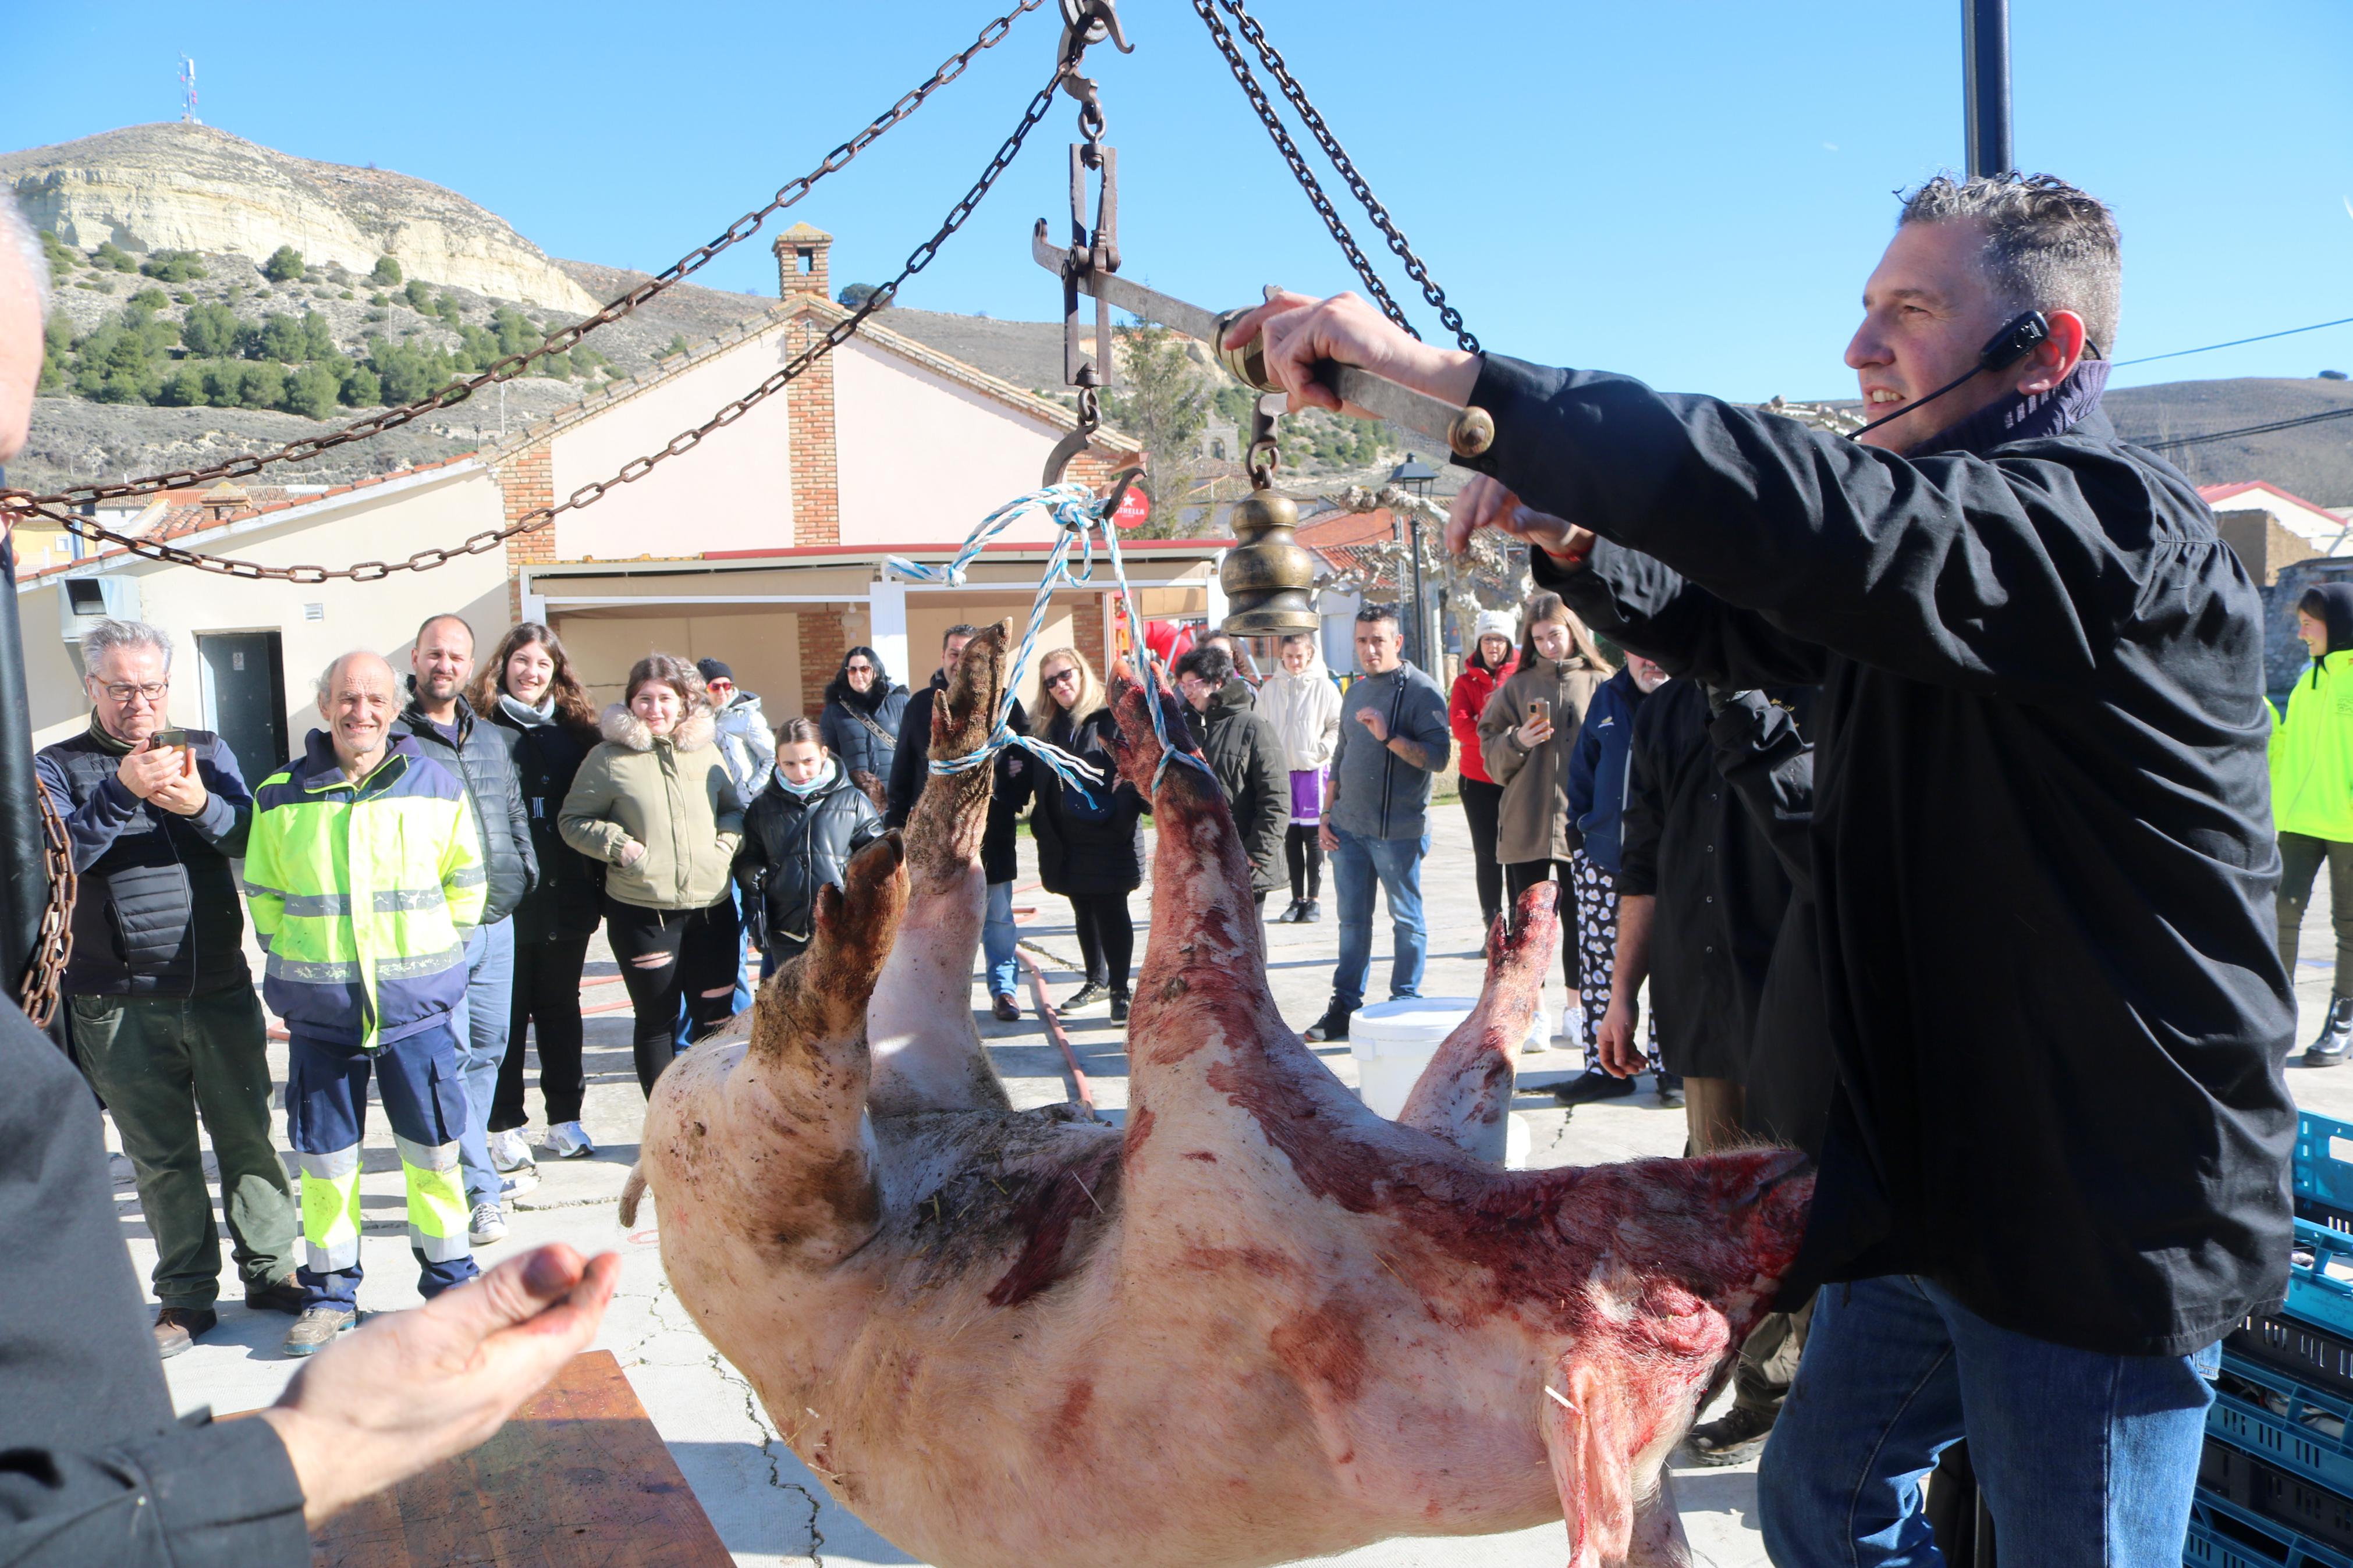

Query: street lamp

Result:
[1389,454,1437,668]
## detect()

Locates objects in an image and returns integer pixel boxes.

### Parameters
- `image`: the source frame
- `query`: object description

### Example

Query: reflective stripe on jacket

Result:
[244,731,486,1050]
[2272,651,2353,843]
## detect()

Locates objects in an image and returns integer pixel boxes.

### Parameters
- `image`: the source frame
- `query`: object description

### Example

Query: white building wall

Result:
[548,328,795,561]
[22,468,510,753]
[833,338,1070,549]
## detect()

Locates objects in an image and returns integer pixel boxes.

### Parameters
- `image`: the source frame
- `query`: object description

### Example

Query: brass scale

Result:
[1032,0,1492,640]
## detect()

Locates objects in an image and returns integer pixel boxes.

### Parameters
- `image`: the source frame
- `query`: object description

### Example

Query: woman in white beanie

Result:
[1257,632,1343,922]
[1449,607,1520,929]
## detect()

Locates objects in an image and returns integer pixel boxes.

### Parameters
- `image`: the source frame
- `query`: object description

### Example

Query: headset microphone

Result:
[1848,310,2053,440]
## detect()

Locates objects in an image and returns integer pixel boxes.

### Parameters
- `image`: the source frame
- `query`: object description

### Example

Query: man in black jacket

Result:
[37,618,301,1357]
[392,614,537,1246]
[886,623,1032,1021]
[1174,645,1290,907]
[1236,173,2289,1562]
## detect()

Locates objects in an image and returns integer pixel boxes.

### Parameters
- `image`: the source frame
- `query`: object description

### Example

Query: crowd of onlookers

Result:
[44,595,1803,1368]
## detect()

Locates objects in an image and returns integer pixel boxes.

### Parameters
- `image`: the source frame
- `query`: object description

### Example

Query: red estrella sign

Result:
[1112,483,1151,531]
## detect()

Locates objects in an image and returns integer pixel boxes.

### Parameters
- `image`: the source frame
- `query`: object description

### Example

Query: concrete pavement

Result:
[123,797,2348,1566]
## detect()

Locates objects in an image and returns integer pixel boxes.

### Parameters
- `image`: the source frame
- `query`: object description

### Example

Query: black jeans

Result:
[1284,823,1324,902]
[492,930,591,1130]
[1504,856,1581,990]
[1069,893,1135,995]
[605,895,741,1094]
[2279,831,2353,995]
[1460,777,1506,928]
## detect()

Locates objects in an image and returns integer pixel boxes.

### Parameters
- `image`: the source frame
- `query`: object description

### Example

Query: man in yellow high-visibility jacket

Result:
[245,650,488,1357]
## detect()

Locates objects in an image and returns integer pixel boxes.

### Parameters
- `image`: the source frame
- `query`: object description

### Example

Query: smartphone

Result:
[147,728,190,751]
[1528,699,1550,728]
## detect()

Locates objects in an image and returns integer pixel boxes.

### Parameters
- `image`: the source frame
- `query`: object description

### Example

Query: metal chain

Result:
[9,0,1049,512]
[1188,0,1421,343]
[18,778,74,1029]
[2,49,1082,584]
[1210,0,1478,353]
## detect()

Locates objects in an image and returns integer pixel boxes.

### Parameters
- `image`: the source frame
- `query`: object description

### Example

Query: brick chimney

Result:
[773,223,832,301]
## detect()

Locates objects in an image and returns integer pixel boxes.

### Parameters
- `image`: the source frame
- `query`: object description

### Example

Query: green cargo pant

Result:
[71,987,299,1309]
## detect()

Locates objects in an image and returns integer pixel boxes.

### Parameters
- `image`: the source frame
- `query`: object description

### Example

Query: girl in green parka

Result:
[2273,582,2353,1065]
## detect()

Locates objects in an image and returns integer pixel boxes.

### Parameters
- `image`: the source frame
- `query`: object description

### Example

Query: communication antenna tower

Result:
[179,55,200,125]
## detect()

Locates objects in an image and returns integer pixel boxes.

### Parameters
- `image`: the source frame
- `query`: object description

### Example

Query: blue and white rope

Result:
[886,481,1210,801]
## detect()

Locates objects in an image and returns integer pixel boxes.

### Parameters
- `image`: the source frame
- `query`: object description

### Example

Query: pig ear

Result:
[1541,1356,1634,1568]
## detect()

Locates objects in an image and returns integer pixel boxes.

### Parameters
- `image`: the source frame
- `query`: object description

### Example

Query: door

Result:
[198,632,289,783]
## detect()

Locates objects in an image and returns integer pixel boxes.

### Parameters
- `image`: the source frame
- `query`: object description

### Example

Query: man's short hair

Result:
[1174,646,1235,686]
[943,623,983,648]
[1898,173,2121,356]
[81,618,172,675]
[0,198,51,323]
[413,612,473,649]
[1354,603,1401,629]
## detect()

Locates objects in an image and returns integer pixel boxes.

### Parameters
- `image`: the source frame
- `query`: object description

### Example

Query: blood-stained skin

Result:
[626,626,1813,1568]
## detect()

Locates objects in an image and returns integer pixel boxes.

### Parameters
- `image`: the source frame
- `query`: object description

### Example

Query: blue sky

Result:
[8,1,2348,401]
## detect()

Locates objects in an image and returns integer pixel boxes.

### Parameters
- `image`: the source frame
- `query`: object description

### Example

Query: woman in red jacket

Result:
[1449,608,1519,930]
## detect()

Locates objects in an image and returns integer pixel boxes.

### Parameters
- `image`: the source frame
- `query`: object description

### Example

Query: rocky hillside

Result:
[3,124,595,312]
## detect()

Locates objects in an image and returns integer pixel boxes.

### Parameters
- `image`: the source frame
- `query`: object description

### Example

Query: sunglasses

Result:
[1044,669,1081,688]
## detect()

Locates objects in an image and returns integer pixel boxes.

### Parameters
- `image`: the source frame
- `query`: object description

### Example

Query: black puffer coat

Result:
[739,765,886,959]
[36,717,254,997]
[392,689,537,926]
[821,682,910,788]
[1186,682,1290,896]
[1031,708,1146,898]
[482,695,606,942]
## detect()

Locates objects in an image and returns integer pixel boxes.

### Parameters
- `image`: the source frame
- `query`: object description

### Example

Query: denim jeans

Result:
[1328,827,1429,1013]
[1756,1274,2217,1566]
[984,880,1019,1000]
[446,919,514,1210]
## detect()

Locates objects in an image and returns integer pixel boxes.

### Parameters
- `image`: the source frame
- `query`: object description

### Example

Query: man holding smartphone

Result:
[36,618,301,1356]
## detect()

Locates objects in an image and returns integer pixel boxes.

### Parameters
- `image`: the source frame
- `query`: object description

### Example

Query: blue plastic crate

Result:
[2290,1221,2353,1341]
[2214,1353,2353,1500]
[2298,1114,2353,1222]
[2190,1489,2353,1568]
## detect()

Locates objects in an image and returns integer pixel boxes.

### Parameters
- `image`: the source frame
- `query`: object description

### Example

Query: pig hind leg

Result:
[1395,881,1557,1164]
[868,624,1015,1117]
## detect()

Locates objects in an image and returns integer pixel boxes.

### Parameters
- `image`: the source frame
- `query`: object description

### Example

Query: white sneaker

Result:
[469,1201,506,1246]
[489,1129,535,1174]
[544,1121,596,1159]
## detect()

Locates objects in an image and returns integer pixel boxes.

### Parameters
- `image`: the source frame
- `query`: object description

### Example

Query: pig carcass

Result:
[628,625,1811,1568]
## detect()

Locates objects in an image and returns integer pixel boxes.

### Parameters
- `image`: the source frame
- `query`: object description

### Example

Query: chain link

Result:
[1190,0,1476,355]
[18,778,75,1029]
[7,0,1048,512]
[1209,0,1477,354]
[1,48,1081,585]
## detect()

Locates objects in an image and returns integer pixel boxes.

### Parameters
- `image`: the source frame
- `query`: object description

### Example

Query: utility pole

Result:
[1962,0,2011,177]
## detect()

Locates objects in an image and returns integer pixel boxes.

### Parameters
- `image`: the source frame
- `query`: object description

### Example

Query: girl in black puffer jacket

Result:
[738,717,885,967]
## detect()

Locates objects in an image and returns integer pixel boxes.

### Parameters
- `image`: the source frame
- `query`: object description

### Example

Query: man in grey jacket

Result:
[1305,604,1450,1042]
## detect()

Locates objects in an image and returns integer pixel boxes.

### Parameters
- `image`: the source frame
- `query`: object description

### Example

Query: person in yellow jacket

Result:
[244,651,488,1356]
[559,653,744,1096]
[2274,584,2353,1065]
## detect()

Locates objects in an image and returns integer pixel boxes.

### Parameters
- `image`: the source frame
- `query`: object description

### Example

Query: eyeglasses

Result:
[97,681,168,702]
[1044,669,1080,688]
[844,663,875,674]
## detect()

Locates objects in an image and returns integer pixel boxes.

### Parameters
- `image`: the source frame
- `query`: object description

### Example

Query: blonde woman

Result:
[1028,647,1145,1020]
[1257,631,1343,922]
[559,654,744,1094]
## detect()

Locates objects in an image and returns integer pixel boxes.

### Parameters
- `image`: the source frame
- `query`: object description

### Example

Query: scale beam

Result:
[1031,222,1493,462]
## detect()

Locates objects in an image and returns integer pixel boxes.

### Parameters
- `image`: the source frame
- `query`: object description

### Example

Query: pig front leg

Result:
[868,624,1016,1118]
[1395,880,1558,1164]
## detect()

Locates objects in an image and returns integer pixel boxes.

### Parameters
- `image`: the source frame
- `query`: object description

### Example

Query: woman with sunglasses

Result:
[819,646,908,810]
[1027,648,1146,1022]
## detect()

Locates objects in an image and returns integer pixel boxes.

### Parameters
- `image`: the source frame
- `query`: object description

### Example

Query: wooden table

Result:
[311,1350,733,1567]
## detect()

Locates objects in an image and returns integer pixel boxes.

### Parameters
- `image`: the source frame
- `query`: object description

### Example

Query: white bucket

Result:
[1348,997,1541,1168]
